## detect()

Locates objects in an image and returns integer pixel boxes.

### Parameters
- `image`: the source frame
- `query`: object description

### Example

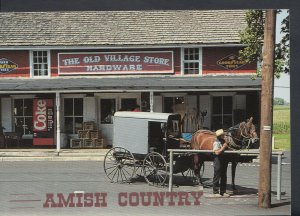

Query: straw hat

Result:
[215,129,224,137]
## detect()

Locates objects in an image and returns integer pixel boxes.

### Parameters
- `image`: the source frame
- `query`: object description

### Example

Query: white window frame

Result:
[12,98,34,136]
[29,50,51,78]
[211,94,234,130]
[62,96,84,134]
[181,47,203,75]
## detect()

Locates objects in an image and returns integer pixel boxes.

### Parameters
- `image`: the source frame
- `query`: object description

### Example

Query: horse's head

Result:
[240,117,259,148]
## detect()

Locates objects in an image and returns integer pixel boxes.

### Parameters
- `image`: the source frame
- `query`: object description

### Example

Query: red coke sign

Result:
[34,99,48,131]
[33,99,54,145]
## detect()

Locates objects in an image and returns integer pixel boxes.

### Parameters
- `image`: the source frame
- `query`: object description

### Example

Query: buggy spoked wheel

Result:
[143,152,167,186]
[182,162,205,185]
[104,147,136,183]
[182,162,205,178]
[181,168,196,180]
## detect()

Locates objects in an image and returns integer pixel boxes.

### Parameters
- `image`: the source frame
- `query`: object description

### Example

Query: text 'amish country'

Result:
[43,191,203,208]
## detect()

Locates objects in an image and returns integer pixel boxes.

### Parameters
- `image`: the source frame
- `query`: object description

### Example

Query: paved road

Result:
[0,153,291,216]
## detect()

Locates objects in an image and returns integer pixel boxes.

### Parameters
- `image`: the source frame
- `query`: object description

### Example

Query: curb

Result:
[0,156,105,162]
[0,149,109,161]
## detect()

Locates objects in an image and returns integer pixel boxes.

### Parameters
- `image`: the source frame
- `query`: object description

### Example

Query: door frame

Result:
[95,93,141,146]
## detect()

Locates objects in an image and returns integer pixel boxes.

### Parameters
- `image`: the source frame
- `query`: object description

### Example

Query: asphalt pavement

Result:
[0,152,291,216]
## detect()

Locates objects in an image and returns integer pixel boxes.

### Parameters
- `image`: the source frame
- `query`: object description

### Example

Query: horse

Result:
[190,117,259,191]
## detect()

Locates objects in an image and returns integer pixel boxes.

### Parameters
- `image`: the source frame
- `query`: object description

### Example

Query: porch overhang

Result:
[0,76,261,94]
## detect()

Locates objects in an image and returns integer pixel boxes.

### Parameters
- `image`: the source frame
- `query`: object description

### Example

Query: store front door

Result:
[98,93,140,146]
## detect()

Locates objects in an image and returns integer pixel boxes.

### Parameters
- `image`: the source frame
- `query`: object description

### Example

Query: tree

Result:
[239,10,289,78]
[273,97,285,105]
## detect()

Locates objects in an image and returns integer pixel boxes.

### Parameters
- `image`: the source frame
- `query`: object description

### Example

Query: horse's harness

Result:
[225,122,256,150]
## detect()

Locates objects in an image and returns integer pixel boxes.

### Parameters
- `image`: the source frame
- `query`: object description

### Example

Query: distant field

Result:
[273,105,290,150]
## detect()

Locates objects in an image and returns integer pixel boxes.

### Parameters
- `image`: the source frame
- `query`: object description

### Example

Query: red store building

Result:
[0,10,261,150]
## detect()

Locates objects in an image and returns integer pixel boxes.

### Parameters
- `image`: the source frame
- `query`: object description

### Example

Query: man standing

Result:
[213,129,230,197]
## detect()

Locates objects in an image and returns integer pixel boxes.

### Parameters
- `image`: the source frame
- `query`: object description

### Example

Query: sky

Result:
[273,9,290,103]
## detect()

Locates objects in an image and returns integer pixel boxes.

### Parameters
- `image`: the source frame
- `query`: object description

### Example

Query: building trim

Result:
[0,88,261,94]
[0,44,246,51]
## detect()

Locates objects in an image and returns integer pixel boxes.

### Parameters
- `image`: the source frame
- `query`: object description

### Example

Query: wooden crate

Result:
[70,139,82,148]
[78,130,90,139]
[82,139,94,148]
[83,122,97,131]
[90,130,101,139]
[93,138,106,148]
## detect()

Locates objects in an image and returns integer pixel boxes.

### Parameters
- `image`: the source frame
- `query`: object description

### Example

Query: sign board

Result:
[58,51,174,75]
[0,58,18,74]
[33,99,55,146]
[217,54,247,70]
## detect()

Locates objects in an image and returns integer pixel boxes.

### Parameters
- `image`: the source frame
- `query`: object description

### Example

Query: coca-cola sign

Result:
[34,100,47,131]
[33,99,54,145]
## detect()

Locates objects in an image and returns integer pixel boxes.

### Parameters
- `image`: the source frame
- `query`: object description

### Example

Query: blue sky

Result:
[274,9,290,103]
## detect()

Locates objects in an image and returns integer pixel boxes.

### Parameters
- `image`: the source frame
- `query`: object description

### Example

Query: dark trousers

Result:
[213,155,229,194]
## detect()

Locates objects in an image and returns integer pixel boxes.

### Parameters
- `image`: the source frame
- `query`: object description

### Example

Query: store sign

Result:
[217,54,247,70]
[33,99,54,146]
[58,51,174,75]
[0,58,18,74]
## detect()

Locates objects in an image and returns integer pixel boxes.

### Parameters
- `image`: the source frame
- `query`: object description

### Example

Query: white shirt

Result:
[213,139,223,151]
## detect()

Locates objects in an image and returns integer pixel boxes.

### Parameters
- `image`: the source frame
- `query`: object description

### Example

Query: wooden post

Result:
[258,10,276,208]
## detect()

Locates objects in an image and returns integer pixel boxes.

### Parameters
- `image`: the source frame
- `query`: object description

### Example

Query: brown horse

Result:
[190,117,259,190]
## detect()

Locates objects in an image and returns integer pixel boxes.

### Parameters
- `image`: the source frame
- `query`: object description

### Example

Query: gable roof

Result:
[0,10,247,48]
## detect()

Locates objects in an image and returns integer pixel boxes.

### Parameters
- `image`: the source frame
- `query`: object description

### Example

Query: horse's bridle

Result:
[239,122,257,139]
[226,122,258,149]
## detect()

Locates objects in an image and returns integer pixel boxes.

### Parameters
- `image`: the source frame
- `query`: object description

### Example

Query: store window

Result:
[121,98,138,111]
[182,48,202,75]
[13,99,33,136]
[100,99,116,124]
[163,97,185,113]
[30,50,50,77]
[211,96,233,130]
[64,98,83,134]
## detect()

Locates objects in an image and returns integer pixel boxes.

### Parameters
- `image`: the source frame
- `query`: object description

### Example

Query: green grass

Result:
[273,105,290,150]
[273,134,290,150]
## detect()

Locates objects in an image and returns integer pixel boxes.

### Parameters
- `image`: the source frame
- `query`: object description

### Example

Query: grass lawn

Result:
[273,133,290,150]
[273,105,290,150]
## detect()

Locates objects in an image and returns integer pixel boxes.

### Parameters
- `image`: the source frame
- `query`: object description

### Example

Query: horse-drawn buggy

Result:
[103,111,200,186]
[103,111,259,189]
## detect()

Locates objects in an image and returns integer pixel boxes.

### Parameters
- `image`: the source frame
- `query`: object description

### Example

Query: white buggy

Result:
[103,111,199,186]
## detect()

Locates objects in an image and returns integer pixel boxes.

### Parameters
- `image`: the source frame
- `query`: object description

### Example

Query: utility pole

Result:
[258,9,276,208]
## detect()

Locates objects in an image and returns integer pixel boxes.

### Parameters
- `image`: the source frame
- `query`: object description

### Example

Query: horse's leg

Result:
[198,159,204,185]
[193,154,202,185]
[231,160,238,193]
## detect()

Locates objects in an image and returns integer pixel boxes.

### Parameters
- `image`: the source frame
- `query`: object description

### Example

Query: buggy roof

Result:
[114,111,180,122]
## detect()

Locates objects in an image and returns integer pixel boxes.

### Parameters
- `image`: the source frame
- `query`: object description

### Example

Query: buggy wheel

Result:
[181,168,196,179]
[181,163,205,185]
[181,162,205,178]
[143,152,167,186]
[104,147,136,183]
[181,163,205,182]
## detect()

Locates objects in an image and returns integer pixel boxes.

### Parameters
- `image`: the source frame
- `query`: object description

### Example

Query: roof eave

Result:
[0,43,246,51]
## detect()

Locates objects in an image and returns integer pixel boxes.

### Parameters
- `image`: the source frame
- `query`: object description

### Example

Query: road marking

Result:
[74,191,85,194]
[9,199,41,202]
